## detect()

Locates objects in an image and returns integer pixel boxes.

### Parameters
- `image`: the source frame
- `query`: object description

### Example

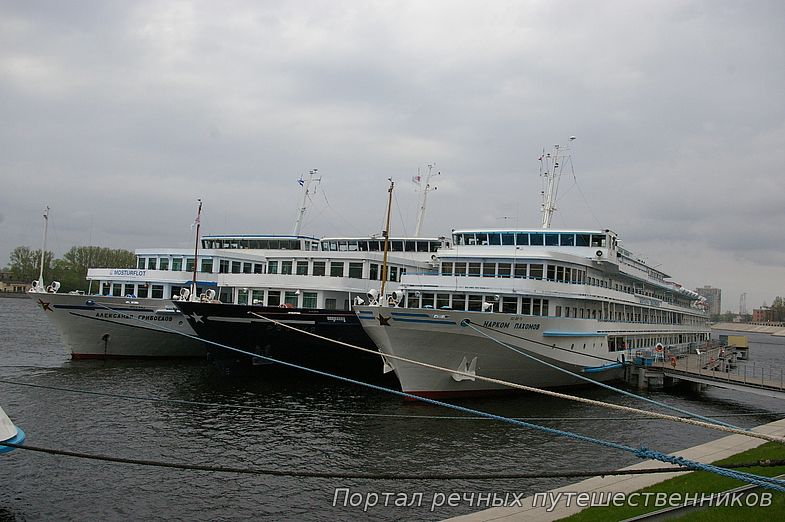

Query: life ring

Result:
[279,303,294,309]
[670,356,677,367]
[655,345,663,353]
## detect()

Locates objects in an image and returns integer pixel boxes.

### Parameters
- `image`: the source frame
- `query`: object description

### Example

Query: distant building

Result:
[0,271,31,294]
[695,285,722,316]
[752,307,772,322]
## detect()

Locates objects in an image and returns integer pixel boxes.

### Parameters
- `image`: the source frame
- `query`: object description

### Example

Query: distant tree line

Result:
[769,296,785,322]
[4,246,135,292]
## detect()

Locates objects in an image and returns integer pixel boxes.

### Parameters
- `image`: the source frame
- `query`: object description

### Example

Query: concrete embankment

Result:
[712,322,785,337]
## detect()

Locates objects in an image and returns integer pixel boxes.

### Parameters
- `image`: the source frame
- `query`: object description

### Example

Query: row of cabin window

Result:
[407,293,549,315]
[440,261,589,284]
[320,239,444,253]
[200,239,312,250]
[607,333,709,352]
[454,232,607,248]
[267,261,403,281]
[138,257,216,272]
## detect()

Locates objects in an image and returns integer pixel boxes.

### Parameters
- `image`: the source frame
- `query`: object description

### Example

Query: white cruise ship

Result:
[356,144,710,397]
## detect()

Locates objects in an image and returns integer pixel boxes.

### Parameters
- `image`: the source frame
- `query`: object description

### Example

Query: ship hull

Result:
[29,292,205,358]
[174,302,389,380]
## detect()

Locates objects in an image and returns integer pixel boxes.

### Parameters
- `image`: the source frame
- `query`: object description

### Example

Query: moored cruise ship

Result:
[355,145,710,397]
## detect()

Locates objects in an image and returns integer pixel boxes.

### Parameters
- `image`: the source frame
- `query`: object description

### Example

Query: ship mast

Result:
[190,199,202,298]
[540,137,575,229]
[414,163,438,237]
[293,169,321,236]
[379,179,395,299]
[36,206,50,290]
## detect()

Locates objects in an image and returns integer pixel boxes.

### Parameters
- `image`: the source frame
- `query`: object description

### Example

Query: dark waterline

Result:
[1,297,783,520]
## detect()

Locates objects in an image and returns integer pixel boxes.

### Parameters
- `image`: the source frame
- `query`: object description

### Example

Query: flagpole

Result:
[191,199,202,298]
[380,179,394,299]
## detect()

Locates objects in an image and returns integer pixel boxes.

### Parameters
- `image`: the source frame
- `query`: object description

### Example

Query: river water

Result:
[1,297,783,520]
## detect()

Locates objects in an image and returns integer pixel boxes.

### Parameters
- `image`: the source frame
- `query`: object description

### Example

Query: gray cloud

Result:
[2,0,784,311]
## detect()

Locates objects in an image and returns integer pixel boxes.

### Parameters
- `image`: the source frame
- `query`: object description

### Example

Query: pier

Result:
[626,343,785,400]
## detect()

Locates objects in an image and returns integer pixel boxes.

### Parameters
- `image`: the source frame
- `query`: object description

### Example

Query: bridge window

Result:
[338,241,348,252]
[530,233,544,246]
[560,233,575,246]
[530,264,544,279]
[576,234,590,246]
[590,234,606,247]
[368,241,380,252]
[160,258,169,271]
[516,233,529,246]
[358,241,369,251]
[405,241,416,252]
[147,258,157,270]
[347,240,358,252]
[545,233,559,246]
[502,233,515,246]
[391,241,403,252]
[489,233,501,246]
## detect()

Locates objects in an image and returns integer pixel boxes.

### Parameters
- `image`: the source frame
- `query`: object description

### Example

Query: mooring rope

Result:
[75,302,785,491]
[1,438,783,480]
[246,311,785,445]
[464,321,743,430]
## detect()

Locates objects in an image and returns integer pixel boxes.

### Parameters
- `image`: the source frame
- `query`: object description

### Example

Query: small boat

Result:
[0,406,25,454]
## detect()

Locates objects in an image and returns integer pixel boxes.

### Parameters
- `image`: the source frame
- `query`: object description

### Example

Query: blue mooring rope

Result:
[91,301,785,492]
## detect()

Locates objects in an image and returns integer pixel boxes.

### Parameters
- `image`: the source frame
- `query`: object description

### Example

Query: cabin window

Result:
[516,233,529,246]
[147,258,157,270]
[330,262,344,277]
[514,263,527,278]
[406,293,419,308]
[560,234,575,246]
[294,261,307,276]
[532,299,542,316]
[137,284,149,298]
[530,233,544,246]
[389,266,398,281]
[530,264,544,279]
[369,263,379,280]
[279,261,291,275]
[421,293,435,308]
[231,261,241,274]
[218,260,228,273]
[502,233,515,246]
[489,233,501,246]
[268,261,278,274]
[302,292,317,308]
[267,291,281,306]
[556,266,565,282]
[123,283,135,297]
[521,297,532,315]
[436,293,450,309]
[284,291,298,307]
[198,259,209,272]
[555,305,562,317]
[468,263,481,277]
[501,297,517,314]
[498,263,511,278]
[324,298,336,310]
[251,263,261,274]
[454,262,467,276]
[442,262,453,276]
[137,257,145,269]
[251,290,265,305]
[482,263,495,277]
[576,234,590,247]
[242,262,252,274]
[452,294,467,311]
[547,265,556,281]
[348,262,363,279]
[590,234,606,247]
[313,261,326,276]
[151,285,164,299]
[468,294,483,311]
[237,289,249,305]
[159,258,169,271]
[184,258,194,272]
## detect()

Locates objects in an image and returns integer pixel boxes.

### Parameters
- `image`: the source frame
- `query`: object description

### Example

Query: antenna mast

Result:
[414,163,439,237]
[293,169,322,236]
[539,137,575,229]
[191,199,202,298]
[380,179,395,298]
[36,206,50,289]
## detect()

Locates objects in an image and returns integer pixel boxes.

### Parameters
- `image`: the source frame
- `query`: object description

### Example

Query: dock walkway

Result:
[445,418,785,521]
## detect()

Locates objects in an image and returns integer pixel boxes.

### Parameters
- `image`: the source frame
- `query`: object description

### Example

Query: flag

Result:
[298,177,305,187]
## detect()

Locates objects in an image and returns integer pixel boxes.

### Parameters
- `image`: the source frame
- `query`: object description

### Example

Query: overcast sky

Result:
[2,0,784,311]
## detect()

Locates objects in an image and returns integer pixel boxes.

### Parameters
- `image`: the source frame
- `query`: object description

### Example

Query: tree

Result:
[7,246,54,283]
[51,246,135,292]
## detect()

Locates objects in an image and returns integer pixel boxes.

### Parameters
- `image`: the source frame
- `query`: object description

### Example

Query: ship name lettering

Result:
[513,323,540,330]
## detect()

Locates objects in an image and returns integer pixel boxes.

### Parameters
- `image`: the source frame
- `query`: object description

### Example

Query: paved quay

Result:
[446,418,785,521]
